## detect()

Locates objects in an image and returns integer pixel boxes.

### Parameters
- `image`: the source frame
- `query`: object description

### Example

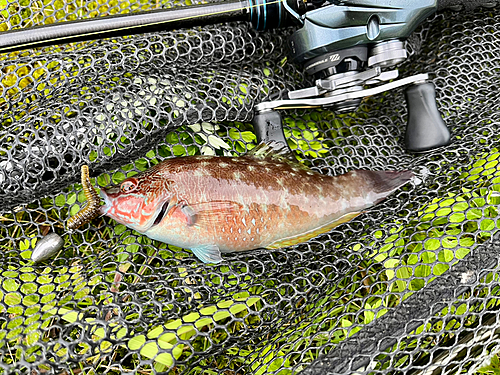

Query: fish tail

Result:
[359,170,414,204]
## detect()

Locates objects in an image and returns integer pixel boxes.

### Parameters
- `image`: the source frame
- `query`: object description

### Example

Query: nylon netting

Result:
[0,1,500,374]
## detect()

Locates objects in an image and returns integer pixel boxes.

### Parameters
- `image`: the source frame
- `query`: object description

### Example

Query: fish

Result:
[99,142,413,263]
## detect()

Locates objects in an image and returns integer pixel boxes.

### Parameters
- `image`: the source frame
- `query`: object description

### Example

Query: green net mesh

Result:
[1,1,500,374]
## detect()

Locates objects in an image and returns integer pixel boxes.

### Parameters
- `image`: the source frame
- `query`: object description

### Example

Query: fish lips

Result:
[99,187,117,216]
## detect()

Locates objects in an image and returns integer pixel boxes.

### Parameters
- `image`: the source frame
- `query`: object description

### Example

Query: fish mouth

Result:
[99,188,112,216]
[152,200,170,227]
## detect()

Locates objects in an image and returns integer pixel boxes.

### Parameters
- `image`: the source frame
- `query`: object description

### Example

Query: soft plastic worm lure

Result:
[32,165,101,262]
[67,165,101,230]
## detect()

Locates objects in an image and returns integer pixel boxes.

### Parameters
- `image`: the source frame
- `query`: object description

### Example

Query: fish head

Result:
[99,175,174,233]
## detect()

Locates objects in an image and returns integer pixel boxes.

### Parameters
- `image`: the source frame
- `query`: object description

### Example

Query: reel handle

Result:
[404,82,451,152]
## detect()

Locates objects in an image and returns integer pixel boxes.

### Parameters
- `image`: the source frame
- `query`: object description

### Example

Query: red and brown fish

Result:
[95,142,413,263]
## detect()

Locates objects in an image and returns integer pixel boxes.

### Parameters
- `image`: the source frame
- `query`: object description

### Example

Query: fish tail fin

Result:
[359,170,414,204]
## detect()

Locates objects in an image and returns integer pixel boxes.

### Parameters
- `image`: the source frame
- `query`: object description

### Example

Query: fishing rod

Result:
[0,0,297,52]
[0,0,484,152]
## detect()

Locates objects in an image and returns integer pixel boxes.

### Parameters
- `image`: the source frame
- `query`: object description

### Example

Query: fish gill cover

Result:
[0,1,500,374]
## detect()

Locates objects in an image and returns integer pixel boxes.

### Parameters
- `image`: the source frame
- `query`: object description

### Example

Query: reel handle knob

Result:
[404,81,451,152]
[252,110,288,145]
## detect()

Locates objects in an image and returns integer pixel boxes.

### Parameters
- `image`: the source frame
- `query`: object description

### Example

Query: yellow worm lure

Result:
[67,165,101,231]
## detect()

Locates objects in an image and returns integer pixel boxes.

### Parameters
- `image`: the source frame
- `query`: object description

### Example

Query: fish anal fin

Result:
[266,211,362,249]
[332,211,364,226]
[191,245,223,264]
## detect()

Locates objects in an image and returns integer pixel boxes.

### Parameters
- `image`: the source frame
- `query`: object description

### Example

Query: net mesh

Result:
[0,1,500,374]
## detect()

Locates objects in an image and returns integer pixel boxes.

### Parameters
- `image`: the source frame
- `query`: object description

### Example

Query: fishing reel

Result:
[0,0,459,152]
[253,0,451,152]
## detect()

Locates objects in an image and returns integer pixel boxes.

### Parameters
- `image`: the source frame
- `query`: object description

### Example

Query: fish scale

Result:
[99,143,413,263]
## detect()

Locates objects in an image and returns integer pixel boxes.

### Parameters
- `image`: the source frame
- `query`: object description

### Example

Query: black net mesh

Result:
[1,1,500,374]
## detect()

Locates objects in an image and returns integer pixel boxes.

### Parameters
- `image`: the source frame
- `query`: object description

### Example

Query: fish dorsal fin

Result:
[246,141,310,171]
[247,141,294,160]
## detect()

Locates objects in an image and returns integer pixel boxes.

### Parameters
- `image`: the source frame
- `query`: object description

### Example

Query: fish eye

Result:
[120,179,137,193]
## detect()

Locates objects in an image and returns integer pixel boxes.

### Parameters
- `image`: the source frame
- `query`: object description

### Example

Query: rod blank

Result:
[0,0,249,53]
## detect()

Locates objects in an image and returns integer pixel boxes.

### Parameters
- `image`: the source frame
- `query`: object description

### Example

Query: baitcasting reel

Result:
[0,0,474,152]
[252,1,451,152]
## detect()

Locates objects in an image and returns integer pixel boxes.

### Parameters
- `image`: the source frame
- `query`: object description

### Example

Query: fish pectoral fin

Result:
[189,201,244,229]
[191,245,223,264]
[180,205,197,226]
